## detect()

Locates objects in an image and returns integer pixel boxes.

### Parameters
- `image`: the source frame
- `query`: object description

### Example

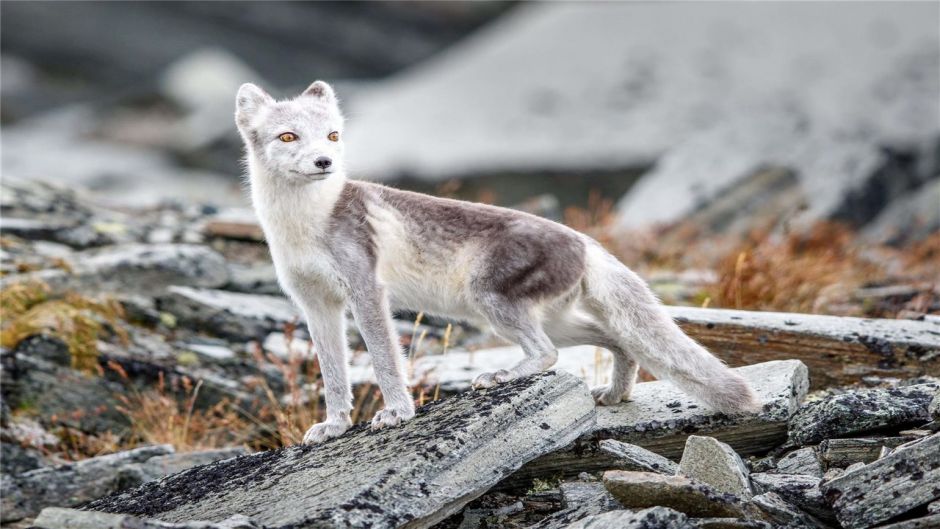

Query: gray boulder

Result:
[602,471,757,519]
[788,383,938,445]
[563,507,694,529]
[158,286,300,341]
[85,372,596,529]
[33,508,259,529]
[1,444,174,523]
[678,436,753,499]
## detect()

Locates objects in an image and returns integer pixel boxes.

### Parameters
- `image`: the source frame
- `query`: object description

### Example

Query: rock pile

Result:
[2,177,940,528]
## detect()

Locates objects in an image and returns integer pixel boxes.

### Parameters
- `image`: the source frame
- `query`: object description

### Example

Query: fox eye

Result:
[328,131,340,142]
[278,132,298,143]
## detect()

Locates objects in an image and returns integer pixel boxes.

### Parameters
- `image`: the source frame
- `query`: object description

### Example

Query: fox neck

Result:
[246,154,347,244]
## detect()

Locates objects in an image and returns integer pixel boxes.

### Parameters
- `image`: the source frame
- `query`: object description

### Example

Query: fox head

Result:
[235,81,345,185]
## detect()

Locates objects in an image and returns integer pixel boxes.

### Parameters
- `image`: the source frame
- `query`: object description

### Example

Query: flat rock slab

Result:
[772,447,823,478]
[820,432,940,529]
[788,383,938,445]
[33,508,259,529]
[563,507,694,529]
[598,439,679,475]
[85,371,596,529]
[666,306,940,388]
[1,444,174,523]
[9,244,229,295]
[602,471,755,519]
[510,360,807,485]
[158,287,301,341]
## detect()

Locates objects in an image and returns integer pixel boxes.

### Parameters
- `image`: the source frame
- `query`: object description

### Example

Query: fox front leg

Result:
[296,296,353,444]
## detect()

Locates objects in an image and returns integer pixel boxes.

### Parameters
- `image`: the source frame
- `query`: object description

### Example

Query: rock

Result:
[158,287,301,341]
[820,432,940,529]
[7,244,229,296]
[119,448,248,487]
[201,208,265,242]
[863,179,940,244]
[4,335,129,434]
[691,518,772,529]
[874,514,940,529]
[678,435,753,499]
[598,439,679,475]
[562,507,694,529]
[772,447,823,478]
[513,360,807,485]
[819,437,915,468]
[85,372,595,529]
[749,473,830,522]
[0,441,47,475]
[527,481,622,529]
[750,492,828,529]
[559,481,620,511]
[1,444,174,522]
[930,389,940,421]
[602,471,756,519]
[224,263,281,296]
[665,306,940,389]
[347,3,937,184]
[33,508,260,529]
[788,383,938,445]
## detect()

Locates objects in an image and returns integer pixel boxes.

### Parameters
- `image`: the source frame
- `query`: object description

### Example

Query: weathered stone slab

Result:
[558,481,620,511]
[749,473,830,522]
[598,439,679,474]
[120,448,248,486]
[33,508,259,529]
[158,287,301,340]
[1,444,174,523]
[8,244,229,296]
[86,372,595,529]
[690,517,772,529]
[788,383,938,445]
[874,515,940,529]
[603,471,756,518]
[679,436,752,498]
[819,437,914,468]
[665,306,940,388]
[820,432,940,529]
[750,492,827,529]
[511,360,807,485]
[562,507,694,529]
[772,447,823,477]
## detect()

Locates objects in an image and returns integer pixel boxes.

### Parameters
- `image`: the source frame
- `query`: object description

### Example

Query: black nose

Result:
[314,157,332,170]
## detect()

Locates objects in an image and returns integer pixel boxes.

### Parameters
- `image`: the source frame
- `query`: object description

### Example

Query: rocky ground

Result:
[1,177,939,528]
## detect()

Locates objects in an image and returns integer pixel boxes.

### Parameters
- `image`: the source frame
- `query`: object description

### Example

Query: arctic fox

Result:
[235,81,761,444]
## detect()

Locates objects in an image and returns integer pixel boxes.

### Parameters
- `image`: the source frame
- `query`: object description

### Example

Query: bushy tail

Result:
[583,244,761,414]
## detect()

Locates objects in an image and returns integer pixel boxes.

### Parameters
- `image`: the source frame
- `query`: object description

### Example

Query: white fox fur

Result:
[235,81,761,444]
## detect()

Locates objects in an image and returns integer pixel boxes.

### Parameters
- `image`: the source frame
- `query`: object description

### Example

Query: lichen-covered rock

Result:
[117,448,249,489]
[32,508,259,529]
[157,286,301,340]
[819,437,914,468]
[8,244,229,296]
[749,473,831,522]
[598,439,679,474]
[1,444,175,523]
[772,447,823,478]
[788,383,937,445]
[86,372,595,529]
[873,514,940,529]
[820,432,940,529]
[602,471,757,519]
[929,388,940,421]
[563,507,694,529]
[513,360,808,485]
[750,492,828,529]
[678,436,753,498]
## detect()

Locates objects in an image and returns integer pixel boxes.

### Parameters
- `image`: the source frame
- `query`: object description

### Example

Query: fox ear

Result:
[235,83,273,127]
[303,80,336,103]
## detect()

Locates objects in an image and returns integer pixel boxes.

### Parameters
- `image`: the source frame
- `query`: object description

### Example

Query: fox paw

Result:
[591,385,629,406]
[371,406,415,431]
[302,419,351,445]
[472,369,514,389]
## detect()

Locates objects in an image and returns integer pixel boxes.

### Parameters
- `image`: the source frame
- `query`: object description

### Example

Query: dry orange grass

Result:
[709,223,882,314]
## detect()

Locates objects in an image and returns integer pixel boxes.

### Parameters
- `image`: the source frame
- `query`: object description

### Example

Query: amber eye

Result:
[328,131,340,142]
[278,132,297,143]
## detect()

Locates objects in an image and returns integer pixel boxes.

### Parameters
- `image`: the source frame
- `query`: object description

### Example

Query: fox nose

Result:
[314,157,332,170]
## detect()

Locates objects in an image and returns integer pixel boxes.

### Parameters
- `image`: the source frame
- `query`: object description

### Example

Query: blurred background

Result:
[1,0,939,474]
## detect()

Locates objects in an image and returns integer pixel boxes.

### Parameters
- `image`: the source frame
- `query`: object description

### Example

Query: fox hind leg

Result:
[472,297,559,389]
